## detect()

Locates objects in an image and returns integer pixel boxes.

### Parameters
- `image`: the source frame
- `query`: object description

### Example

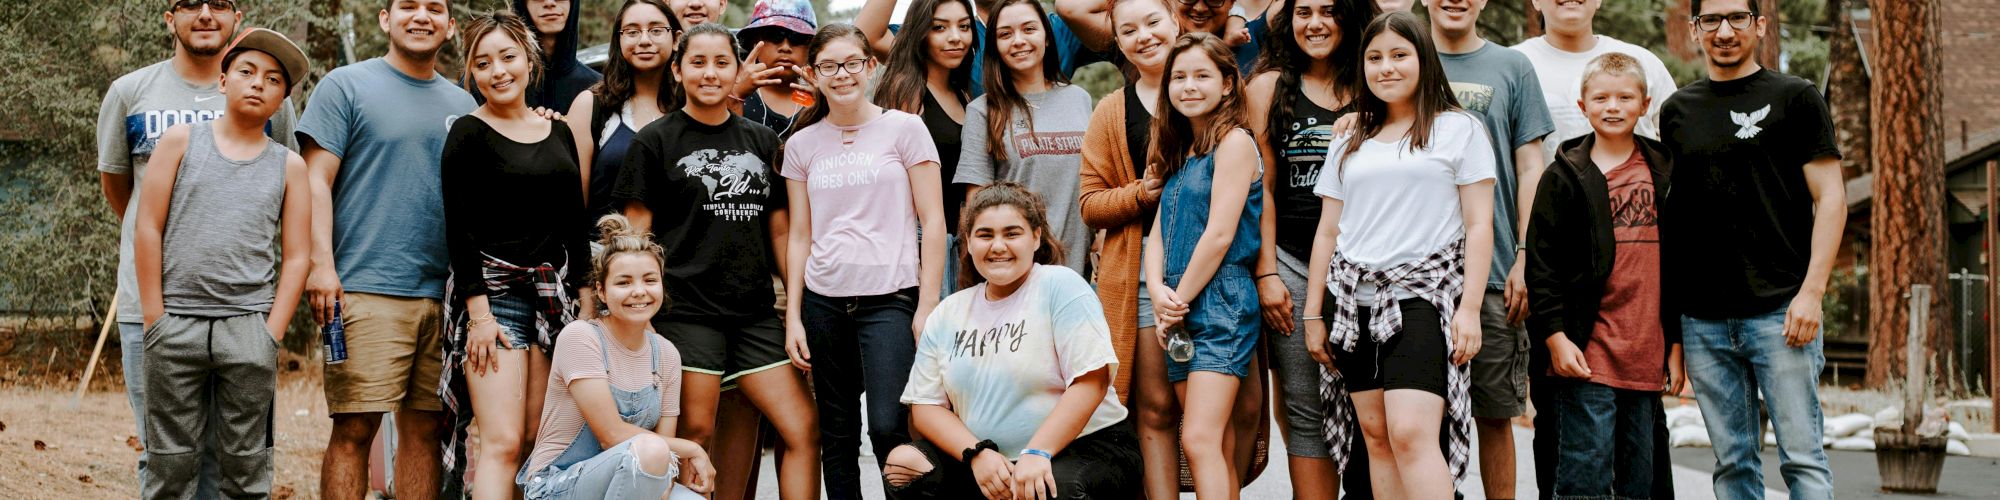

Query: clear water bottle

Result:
[1167,326,1194,363]
[321,300,348,365]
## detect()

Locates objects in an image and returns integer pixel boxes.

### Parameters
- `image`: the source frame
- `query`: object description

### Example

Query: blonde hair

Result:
[1577,52,1648,97]
[592,214,671,311]
[459,10,545,102]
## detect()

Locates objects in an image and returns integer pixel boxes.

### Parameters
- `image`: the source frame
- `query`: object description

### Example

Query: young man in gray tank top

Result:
[131,29,312,500]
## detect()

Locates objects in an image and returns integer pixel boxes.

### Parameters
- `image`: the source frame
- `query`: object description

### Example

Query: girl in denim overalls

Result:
[1141,32,1264,500]
[517,215,711,499]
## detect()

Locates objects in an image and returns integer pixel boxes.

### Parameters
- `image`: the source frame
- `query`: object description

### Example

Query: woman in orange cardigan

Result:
[1077,0,1267,495]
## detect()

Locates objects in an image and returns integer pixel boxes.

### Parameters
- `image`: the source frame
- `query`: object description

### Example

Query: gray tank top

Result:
[161,122,288,317]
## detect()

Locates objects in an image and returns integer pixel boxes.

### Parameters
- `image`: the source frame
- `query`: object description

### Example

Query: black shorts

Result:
[653,314,791,381]
[888,420,1141,499]
[1329,297,1448,398]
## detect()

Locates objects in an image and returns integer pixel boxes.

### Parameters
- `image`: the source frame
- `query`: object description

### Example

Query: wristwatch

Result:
[962,439,999,464]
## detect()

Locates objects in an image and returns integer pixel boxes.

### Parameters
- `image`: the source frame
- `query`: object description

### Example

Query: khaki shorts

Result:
[324,292,445,414]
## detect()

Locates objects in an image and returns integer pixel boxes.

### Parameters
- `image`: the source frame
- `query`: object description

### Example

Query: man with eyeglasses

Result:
[1659,0,1842,498]
[1424,1,1554,498]
[295,1,476,499]
[95,1,298,495]
[510,0,601,109]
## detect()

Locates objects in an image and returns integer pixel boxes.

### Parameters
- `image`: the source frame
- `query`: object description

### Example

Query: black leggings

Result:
[886,420,1141,499]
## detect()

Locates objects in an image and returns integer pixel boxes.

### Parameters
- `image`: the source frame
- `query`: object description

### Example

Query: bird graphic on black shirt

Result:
[1731,105,1771,140]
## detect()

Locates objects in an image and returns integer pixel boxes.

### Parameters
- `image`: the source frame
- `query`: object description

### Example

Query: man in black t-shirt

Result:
[1658,1,1843,498]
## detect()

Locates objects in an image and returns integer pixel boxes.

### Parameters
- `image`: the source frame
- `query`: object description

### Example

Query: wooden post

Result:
[1906,284,1932,435]
[1991,159,1999,433]
[69,289,121,410]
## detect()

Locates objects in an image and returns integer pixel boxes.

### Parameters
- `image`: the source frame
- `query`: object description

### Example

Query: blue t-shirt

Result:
[295,58,477,299]
[892,13,1107,98]
[1438,41,1553,289]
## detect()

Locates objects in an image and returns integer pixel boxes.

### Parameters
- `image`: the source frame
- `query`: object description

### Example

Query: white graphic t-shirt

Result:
[903,265,1128,458]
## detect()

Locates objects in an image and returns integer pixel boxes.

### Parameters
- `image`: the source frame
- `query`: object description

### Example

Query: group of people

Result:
[96,0,1846,499]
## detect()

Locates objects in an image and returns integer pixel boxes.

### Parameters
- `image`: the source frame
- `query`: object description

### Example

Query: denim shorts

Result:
[487,290,539,350]
[1165,274,1261,382]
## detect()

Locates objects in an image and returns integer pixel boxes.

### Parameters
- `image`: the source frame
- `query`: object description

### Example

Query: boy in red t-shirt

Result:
[1523,52,1686,499]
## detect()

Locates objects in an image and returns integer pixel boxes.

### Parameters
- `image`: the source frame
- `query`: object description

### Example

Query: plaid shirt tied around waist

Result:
[1318,238,1473,488]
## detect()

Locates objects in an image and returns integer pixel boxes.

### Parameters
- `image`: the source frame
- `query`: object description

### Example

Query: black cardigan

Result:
[1524,133,1682,362]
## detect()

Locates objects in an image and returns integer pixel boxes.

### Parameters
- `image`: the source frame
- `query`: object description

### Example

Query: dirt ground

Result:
[0,350,333,499]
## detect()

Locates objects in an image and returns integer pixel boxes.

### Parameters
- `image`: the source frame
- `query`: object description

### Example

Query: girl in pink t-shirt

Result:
[776,23,948,499]
[518,215,712,499]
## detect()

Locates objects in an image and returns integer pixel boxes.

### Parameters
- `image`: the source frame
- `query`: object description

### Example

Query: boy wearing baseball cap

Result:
[132,27,313,500]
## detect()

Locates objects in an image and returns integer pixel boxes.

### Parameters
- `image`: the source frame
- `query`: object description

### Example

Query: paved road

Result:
[756,424,2000,499]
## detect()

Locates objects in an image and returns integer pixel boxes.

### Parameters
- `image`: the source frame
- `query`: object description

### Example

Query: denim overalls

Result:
[518,321,676,499]
[1160,148,1264,381]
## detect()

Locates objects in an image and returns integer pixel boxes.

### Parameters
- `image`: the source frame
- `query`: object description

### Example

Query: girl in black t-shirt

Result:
[870,0,976,298]
[610,23,824,500]
[1242,0,1373,496]
[440,12,589,500]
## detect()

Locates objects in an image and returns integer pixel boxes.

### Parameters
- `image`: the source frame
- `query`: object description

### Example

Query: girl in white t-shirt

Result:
[778,23,949,499]
[1300,11,1496,498]
[884,182,1140,499]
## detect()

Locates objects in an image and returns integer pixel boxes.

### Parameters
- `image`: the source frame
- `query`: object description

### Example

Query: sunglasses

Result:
[755,29,813,47]
[172,0,236,13]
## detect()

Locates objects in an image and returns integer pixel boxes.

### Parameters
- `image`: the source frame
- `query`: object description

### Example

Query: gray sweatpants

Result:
[142,313,277,500]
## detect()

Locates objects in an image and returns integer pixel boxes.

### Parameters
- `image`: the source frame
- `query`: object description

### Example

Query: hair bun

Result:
[596,213,637,245]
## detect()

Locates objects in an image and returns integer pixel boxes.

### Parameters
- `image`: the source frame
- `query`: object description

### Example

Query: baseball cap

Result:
[227,28,312,94]
[737,0,817,46]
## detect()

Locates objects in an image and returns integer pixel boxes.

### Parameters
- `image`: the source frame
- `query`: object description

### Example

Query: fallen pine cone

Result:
[127,436,144,452]
[274,485,295,499]
[33,440,46,451]
[77,474,93,484]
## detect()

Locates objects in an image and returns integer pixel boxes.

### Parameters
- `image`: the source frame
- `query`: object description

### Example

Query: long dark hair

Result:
[590,0,682,139]
[956,181,1066,289]
[872,0,975,114]
[980,0,1070,160]
[784,23,873,139]
[1148,33,1247,180]
[1336,11,1459,174]
[1252,0,1374,155]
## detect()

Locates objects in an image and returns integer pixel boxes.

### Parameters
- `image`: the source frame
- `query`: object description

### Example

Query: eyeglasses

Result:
[620,27,678,41]
[173,0,236,13]
[1692,12,1756,33]
[812,58,868,76]
[1177,0,1226,8]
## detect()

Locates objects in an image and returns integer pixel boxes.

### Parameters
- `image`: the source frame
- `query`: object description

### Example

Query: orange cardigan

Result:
[1078,88,1157,402]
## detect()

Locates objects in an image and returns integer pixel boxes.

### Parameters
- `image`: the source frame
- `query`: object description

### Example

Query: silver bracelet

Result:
[1302,315,1325,321]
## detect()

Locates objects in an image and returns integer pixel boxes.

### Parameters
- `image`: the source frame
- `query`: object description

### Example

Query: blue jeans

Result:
[1554,381,1658,499]
[801,288,919,500]
[120,322,222,499]
[1682,306,1832,500]
[524,437,701,500]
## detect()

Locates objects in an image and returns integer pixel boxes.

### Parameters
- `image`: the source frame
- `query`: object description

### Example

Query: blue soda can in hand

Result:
[322,300,348,364]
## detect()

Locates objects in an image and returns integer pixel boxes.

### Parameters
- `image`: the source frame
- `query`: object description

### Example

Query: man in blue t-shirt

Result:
[295,1,476,498]
[1427,0,1555,498]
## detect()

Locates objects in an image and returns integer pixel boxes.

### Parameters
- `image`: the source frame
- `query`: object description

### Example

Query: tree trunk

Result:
[1524,0,1541,38]
[1826,0,1872,179]
[1866,0,1948,390]
[308,0,339,90]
